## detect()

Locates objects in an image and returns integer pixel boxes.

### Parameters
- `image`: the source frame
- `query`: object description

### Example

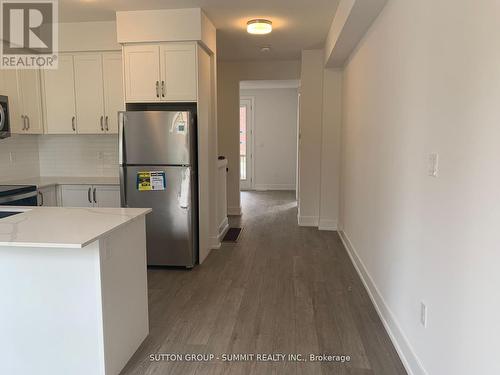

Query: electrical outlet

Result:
[428,153,439,177]
[420,302,428,328]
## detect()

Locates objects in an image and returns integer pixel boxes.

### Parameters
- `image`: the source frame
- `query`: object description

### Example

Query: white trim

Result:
[318,219,337,231]
[338,230,428,375]
[210,236,221,250]
[253,184,295,191]
[228,206,242,216]
[297,215,319,227]
[218,217,229,240]
[239,96,255,190]
[240,79,300,90]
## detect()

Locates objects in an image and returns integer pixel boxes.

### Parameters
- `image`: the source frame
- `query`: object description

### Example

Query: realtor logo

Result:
[0,0,58,68]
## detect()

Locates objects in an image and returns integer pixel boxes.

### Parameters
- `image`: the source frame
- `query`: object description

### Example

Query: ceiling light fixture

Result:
[247,19,272,35]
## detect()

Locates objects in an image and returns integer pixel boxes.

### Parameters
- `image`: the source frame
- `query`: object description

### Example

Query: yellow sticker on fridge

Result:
[137,171,166,191]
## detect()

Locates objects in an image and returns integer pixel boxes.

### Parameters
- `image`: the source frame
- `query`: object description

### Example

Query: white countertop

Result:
[0,176,120,188]
[0,206,151,249]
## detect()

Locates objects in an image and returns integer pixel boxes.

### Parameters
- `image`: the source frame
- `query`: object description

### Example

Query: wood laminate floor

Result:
[120,191,407,375]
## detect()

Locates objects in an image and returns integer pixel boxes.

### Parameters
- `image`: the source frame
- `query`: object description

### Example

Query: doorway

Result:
[238,80,300,197]
[239,97,254,190]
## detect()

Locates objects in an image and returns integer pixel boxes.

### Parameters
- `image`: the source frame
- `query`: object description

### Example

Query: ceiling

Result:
[58,0,340,61]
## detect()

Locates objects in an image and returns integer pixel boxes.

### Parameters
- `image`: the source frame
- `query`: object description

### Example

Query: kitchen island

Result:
[0,206,152,375]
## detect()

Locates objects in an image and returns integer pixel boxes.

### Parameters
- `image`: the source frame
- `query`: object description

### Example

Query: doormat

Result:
[222,227,243,242]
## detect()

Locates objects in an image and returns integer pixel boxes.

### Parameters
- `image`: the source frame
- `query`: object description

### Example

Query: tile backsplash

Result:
[0,135,40,180]
[38,135,119,177]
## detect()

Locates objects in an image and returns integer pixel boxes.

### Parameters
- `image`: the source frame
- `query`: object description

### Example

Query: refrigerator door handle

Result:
[118,112,125,165]
[119,167,127,207]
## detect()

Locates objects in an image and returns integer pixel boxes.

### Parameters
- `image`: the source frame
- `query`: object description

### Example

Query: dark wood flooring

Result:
[120,191,407,375]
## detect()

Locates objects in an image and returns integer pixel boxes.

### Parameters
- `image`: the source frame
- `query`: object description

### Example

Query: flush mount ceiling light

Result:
[247,19,272,35]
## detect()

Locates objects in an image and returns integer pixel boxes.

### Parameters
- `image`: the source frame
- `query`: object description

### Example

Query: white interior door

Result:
[74,53,105,134]
[239,97,253,190]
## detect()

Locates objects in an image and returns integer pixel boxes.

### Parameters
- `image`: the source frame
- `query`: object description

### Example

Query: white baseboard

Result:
[318,219,337,231]
[218,217,229,239]
[227,206,242,216]
[210,236,221,250]
[338,231,427,375]
[297,215,319,227]
[253,184,295,191]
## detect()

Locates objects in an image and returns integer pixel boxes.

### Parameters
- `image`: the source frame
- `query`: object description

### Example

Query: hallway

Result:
[121,191,406,375]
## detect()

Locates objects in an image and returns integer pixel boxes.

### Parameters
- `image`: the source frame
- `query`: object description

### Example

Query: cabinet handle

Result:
[100,115,104,131]
[26,115,30,130]
[87,187,92,203]
[155,81,160,98]
[93,188,97,204]
[72,116,76,132]
[161,81,165,97]
[105,116,109,131]
[38,191,44,206]
[21,115,26,130]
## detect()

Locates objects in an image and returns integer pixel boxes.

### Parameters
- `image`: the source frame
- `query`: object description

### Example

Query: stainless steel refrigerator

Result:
[119,110,198,267]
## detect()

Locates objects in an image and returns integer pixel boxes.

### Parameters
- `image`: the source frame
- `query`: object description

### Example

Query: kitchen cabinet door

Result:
[123,44,160,102]
[102,52,124,134]
[93,185,120,208]
[43,54,77,134]
[60,185,94,207]
[0,70,23,133]
[74,53,105,134]
[38,186,58,207]
[18,69,44,134]
[159,43,197,102]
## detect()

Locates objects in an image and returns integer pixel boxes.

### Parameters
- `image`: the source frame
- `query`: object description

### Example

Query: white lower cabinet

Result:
[93,185,121,208]
[60,184,120,208]
[37,186,58,207]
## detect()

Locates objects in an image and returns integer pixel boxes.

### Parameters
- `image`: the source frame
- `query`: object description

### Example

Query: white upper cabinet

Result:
[102,52,124,134]
[123,42,197,103]
[43,54,77,134]
[0,70,23,133]
[17,70,44,134]
[0,69,44,134]
[123,44,160,102]
[74,53,105,134]
[43,52,123,135]
[159,43,197,101]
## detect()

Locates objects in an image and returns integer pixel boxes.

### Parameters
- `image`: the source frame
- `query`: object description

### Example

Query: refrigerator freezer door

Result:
[120,111,192,166]
[121,165,195,266]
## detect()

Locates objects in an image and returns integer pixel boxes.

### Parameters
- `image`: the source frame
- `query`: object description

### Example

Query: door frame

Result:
[239,96,254,190]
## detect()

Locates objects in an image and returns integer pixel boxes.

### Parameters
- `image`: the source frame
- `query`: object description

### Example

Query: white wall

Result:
[318,69,342,230]
[298,51,342,229]
[297,50,324,226]
[59,21,120,52]
[340,0,500,374]
[240,87,298,191]
[0,136,40,180]
[217,60,301,215]
[38,135,118,177]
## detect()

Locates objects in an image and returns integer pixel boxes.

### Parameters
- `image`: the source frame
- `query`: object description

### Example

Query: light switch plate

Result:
[428,153,439,177]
